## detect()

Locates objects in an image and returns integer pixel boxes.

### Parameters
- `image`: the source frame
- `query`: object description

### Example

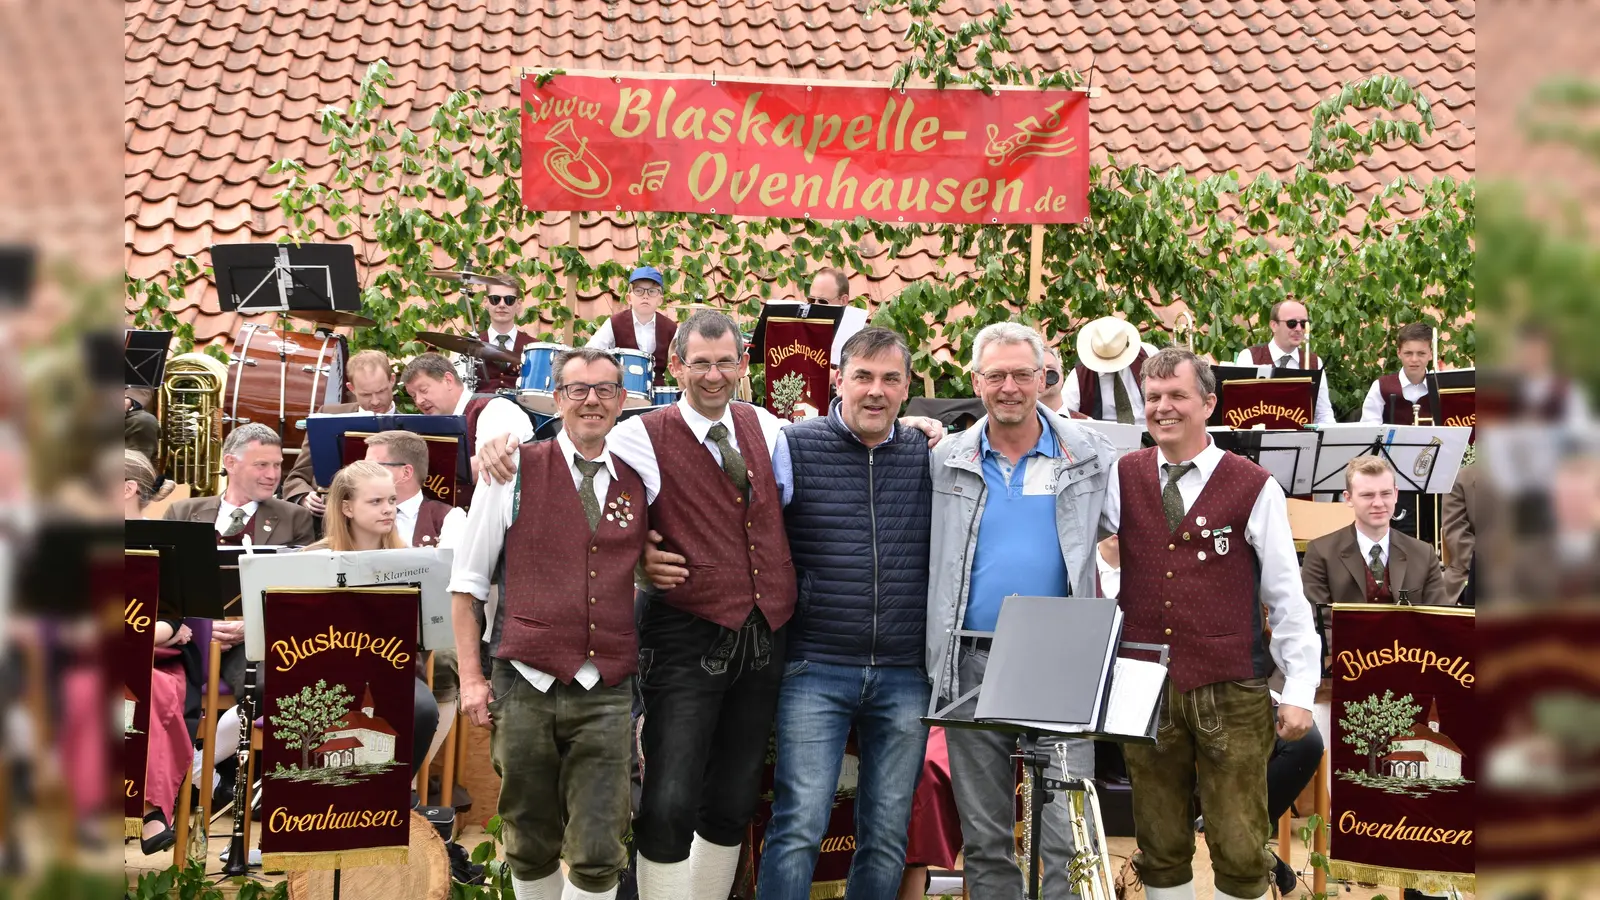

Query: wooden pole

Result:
[1026,224,1046,306]
[565,212,582,345]
[439,708,459,814]
[196,638,223,830]
[1313,751,1330,896]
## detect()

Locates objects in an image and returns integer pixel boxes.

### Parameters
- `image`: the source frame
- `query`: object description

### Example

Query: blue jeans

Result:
[755,660,932,900]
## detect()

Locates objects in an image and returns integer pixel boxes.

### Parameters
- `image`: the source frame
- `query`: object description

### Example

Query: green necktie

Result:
[221,508,248,538]
[574,455,604,531]
[496,334,511,351]
[1112,374,1135,425]
[1162,462,1195,532]
[1368,544,1386,590]
[706,423,750,495]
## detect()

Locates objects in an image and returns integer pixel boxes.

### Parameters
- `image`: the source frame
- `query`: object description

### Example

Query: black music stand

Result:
[1427,369,1476,422]
[749,302,846,357]
[125,329,172,390]
[0,243,34,307]
[1309,423,1471,496]
[211,242,360,318]
[125,520,225,620]
[1210,427,1322,496]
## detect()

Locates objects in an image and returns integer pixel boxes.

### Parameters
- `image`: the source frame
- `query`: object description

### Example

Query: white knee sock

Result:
[512,871,564,900]
[687,834,741,900]
[1146,882,1198,900]
[1214,889,1268,900]
[426,700,458,765]
[636,853,690,900]
[560,876,617,900]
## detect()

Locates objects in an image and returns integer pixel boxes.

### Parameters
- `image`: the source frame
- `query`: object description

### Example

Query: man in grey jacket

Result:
[928,321,1116,900]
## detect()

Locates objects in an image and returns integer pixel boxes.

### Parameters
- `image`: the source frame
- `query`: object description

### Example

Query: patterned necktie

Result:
[1161,462,1195,532]
[574,455,604,531]
[1277,353,1293,369]
[1112,374,1135,425]
[1368,543,1386,590]
[706,423,750,495]
[496,334,511,350]
[221,508,248,538]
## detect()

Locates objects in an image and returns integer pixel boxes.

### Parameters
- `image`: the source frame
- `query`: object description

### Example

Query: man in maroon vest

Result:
[1065,315,1157,424]
[1100,347,1320,900]
[587,266,678,383]
[400,352,534,507]
[475,274,536,392]
[449,347,646,900]
[1233,299,1336,425]
[1359,322,1434,424]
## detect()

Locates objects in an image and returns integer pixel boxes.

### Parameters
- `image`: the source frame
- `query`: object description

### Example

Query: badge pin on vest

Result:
[1212,525,1233,556]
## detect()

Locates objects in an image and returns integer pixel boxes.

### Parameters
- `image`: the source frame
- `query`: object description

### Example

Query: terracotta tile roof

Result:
[125,0,1474,346]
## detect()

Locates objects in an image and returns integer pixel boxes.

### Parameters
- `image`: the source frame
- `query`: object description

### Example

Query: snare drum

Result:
[651,385,682,407]
[227,323,347,438]
[516,343,570,415]
[616,349,654,406]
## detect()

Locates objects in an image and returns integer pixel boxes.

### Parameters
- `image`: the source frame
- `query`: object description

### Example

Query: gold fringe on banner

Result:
[261,846,409,871]
[808,880,846,900]
[126,817,143,839]
[1329,859,1475,893]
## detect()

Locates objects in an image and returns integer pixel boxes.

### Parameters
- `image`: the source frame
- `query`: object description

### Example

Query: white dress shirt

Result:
[1359,370,1429,423]
[453,390,534,451]
[1354,527,1391,568]
[1095,551,1121,601]
[1100,439,1322,711]
[395,491,466,550]
[448,429,612,692]
[215,498,260,532]
[586,313,658,358]
[1234,341,1337,426]
[485,325,522,353]
[1062,342,1162,424]
[605,398,789,503]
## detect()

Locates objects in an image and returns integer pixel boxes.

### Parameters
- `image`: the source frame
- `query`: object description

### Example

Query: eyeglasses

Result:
[976,368,1041,387]
[684,360,742,375]
[1277,318,1310,329]
[805,295,835,305]
[486,294,519,306]
[630,285,664,299]
[373,461,408,469]
[558,382,623,401]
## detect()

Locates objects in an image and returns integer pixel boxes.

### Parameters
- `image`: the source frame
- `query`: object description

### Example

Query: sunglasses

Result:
[486,294,519,306]
[1277,318,1310,329]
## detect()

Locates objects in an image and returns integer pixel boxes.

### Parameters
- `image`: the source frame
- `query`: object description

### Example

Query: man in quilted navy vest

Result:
[1100,347,1320,900]
[448,348,646,900]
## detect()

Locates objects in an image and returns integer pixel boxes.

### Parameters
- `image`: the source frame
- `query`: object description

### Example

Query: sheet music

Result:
[1102,657,1168,738]
[1076,420,1145,461]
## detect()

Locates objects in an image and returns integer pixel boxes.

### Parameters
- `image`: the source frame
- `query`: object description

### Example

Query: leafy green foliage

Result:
[128,860,287,899]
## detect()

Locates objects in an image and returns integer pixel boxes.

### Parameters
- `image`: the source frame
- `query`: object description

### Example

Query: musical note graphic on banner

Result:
[984,101,1080,167]
[543,119,613,199]
[629,161,672,196]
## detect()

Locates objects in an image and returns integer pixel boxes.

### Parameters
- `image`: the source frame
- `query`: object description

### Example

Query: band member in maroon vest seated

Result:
[449,347,647,900]
[284,349,399,513]
[1067,316,1158,424]
[587,265,677,383]
[1100,348,1320,900]
[1360,322,1434,424]
[399,352,534,507]
[1233,299,1336,425]
[476,275,535,392]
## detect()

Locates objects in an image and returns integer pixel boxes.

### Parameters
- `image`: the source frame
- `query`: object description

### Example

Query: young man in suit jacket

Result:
[1301,455,1449,659]
[283,349,398,512]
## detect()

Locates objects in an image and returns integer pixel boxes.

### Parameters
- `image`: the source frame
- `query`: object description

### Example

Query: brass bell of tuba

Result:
[157,352,229,496]
[1172,310,1196,352]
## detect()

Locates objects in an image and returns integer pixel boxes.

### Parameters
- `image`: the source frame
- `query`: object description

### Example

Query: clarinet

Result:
[221,660,257,877]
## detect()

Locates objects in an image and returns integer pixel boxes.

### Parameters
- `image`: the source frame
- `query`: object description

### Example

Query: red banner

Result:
[1219,378,1314,429]
[1329,604,1476,892]
[124,550,161,832]
[342,433,461,506]
[521,72,1090,224]
[763,318,833,421]
[1436,387,1474,443]
[259,587,419,871]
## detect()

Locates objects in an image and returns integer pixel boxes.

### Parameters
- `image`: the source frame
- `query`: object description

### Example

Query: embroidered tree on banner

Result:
[271,679,356,770]
[1342,690,1424,776]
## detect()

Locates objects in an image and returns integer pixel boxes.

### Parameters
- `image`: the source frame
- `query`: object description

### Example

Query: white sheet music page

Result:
[1103,657,1168,737]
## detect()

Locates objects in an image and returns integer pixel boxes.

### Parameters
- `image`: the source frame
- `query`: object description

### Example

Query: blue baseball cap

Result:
[628,265,664,286]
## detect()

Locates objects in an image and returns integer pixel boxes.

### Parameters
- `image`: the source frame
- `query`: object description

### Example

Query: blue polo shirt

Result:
[963,414,1071,632]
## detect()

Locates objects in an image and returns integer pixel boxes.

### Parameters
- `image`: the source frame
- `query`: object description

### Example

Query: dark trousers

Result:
[634,602,785,864]
[1268,721,1324,824]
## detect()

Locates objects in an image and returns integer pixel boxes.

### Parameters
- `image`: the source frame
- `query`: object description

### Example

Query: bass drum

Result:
[226,323,348,441]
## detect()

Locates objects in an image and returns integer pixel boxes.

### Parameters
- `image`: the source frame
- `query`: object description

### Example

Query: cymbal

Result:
[416,331,519,365]
[425,269,497,287]
[286,307,377,329]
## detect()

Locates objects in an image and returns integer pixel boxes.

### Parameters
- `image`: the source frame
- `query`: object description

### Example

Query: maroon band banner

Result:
[259,587,419,871]
[763,318,833,421]
[124,550,160,834]
[342,433,461,506]
[1329,604,1476,892]
[750,734,858,896]
[1436,388,1474,443]
[521,72,1090,224]
[1220,378,1314,429]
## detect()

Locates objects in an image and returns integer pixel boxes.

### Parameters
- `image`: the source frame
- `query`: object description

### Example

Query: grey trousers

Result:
[944,646,1096,900]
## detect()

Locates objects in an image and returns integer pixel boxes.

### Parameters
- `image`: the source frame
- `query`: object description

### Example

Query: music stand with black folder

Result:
[1309,423,1471,497]
[1208,427,1322,496]
[749,302,846,358]
[210,242,360,318]
[1207,364,1322,428]
[124,520,226,620]
[125,329,172,390]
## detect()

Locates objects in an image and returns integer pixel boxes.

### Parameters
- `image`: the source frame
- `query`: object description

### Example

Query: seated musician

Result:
[449,348,645,900]
[284,349,398,514]
[399,352,535,498]
[306,459,440,783]
[477,275,534,392]
[586,266,676,381]
[163,423,316,548]
[1359,322,1433,424]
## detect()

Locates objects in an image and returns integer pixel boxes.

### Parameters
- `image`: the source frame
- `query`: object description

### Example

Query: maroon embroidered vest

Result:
[640,403,797,631]
[611,314,678,381]
[497,442,647,685]
[1364,563,1393,604]
[1072,348,1148,420]
[1249,344,1322,369]
[1378,373,1428,425]
[478,330,533,392]
[1118,447,1271,692]
[411,497,453,547]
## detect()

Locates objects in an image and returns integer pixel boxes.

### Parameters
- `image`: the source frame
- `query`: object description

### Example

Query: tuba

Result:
[157,352,229,495]
[1172,310,1196,352]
